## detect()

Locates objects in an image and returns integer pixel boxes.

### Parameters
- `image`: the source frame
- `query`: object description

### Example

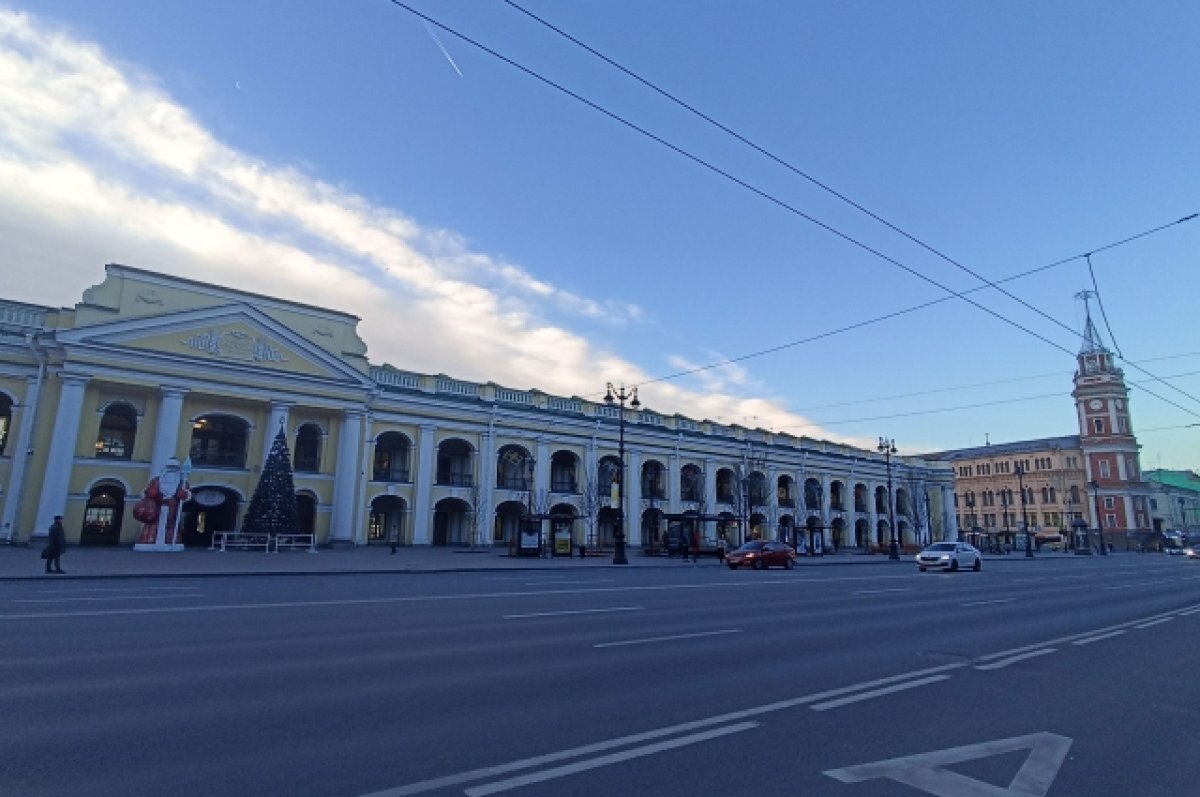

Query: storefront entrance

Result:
[180,487,241,547]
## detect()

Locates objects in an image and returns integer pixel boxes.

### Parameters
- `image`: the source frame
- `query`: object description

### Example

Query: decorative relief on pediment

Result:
[313,325,334,338]
[180,330,287,363]
[136,289,165,306]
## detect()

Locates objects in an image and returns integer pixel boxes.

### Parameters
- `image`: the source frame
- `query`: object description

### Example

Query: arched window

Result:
[293,424,322,473]
[681,464,704,502]
[189,414,249,469]
[436,439,474,487]
[550,450,578,493]
[497,445,532,490]
[804,478,821,510]
[373,431,412,482]
[95,402,137,460]
[715,469,735,503]
[641,460,666,500]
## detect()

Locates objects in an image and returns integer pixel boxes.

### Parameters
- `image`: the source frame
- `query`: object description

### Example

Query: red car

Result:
[726,540,796,570]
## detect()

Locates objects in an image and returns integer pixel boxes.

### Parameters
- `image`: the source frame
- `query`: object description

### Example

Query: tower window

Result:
[1093,418,1104,433]
[1099,460,1111,478]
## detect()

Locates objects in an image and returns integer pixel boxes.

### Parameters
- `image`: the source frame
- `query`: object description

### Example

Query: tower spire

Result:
[1074,289,1107,355]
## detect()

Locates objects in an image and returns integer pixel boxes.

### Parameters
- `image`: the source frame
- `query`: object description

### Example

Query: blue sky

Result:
[3,1,1198,467]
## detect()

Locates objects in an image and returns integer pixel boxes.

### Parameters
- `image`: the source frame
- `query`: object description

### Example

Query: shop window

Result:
[95,403,137,460]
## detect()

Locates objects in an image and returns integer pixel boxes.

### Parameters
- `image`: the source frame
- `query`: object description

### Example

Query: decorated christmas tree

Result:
[241,427,299,536]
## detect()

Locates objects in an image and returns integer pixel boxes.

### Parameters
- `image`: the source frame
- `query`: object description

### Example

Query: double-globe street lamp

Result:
[878,437,899,560]
[1014,462,1034,558]
[604,383,639,565]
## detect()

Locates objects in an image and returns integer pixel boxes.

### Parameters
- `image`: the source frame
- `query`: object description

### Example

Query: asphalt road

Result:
[2,556,1198,796]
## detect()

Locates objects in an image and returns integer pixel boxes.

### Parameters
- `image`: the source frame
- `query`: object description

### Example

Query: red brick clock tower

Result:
[1072,291,1152,549]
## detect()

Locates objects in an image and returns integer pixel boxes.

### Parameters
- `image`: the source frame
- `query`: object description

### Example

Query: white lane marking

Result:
[17,594,205,604]
[1011,578,1045,583]
[33,586,201,594]
[974,648,1056,671]
[809,675,950,711]
[522,579,614,586]
[1072,630,1126,646]
[0,580,816,620]
[1135,617,1175,629]
[358,662,968,796]
[960,598,1014,607]
[853,588,913,595]
[1179,607,1200,616]
[503,606,641,620]
[974,604,1200,663]
[462,723,758,796]
[1104,584,1135,590]
[594,629,741,648]
[824,731,1073,796]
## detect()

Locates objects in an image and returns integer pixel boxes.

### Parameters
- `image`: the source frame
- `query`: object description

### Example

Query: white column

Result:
[262,401,292,467]
[868,483,880,547]
[148,387,188,477]
[668,452,681,516]
[767,467,780,539]
[2,375,42,542]
[412,424,437,545]
[33,373,90,536]
[704,459,717,512]
[329,409,364,544]
[626,448,642,546]
[535,438,550,497]
[479,426,496,547]
[940,484,960,542]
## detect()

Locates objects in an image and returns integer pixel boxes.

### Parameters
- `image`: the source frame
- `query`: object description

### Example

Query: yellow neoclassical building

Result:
[1,264,956,552]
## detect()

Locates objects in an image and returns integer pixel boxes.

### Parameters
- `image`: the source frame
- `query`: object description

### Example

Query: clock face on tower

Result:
[1085,359,1097,373]
[1088,399,1103,410]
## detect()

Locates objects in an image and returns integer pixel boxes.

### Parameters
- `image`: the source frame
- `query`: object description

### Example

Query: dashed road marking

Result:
[974,648,1056,671]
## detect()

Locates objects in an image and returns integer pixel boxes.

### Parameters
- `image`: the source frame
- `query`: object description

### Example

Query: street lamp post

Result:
[604,383,639,565]
[878,437,899,560]
[1089,479,1107,556]
[1015,463,1034,558]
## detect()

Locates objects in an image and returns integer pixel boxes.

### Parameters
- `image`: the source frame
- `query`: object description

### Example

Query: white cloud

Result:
[0,7,851,448]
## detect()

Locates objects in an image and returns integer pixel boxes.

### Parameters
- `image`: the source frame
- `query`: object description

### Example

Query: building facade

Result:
[928,304,1153,551]
[1144,469,1200,544]
[0,264,956,552]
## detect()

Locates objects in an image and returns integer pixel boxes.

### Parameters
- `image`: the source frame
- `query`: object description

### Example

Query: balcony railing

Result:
[437,473,474,487]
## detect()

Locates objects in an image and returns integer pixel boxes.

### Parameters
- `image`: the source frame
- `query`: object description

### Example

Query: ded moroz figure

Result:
[133,457,192,552]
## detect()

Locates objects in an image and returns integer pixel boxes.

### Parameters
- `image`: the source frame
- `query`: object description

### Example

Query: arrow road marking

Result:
[824,731,1073,796]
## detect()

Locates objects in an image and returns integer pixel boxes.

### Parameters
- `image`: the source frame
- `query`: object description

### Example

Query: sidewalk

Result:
[0,544,923,581]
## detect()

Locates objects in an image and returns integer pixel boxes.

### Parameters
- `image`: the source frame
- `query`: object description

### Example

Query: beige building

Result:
[1,264,956,552]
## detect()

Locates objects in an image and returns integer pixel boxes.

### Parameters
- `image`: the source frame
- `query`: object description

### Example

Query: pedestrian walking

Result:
[42,515,66,574]
[389,524,399,555]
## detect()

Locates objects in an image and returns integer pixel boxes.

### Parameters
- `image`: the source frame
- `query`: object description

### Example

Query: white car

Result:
[1186,548,1198,560]
[916,542,982,572]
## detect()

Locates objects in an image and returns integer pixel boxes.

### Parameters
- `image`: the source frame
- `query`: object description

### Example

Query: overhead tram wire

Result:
[386,2,1200,420]
[500,1,1200,410]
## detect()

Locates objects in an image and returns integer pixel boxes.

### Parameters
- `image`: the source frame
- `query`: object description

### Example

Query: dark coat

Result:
[47,520,67,556]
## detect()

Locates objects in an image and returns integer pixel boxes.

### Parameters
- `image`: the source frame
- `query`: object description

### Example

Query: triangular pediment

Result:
[57,304,373,386]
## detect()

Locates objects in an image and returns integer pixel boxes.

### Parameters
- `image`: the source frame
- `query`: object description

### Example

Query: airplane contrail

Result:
[424,23,463,77]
